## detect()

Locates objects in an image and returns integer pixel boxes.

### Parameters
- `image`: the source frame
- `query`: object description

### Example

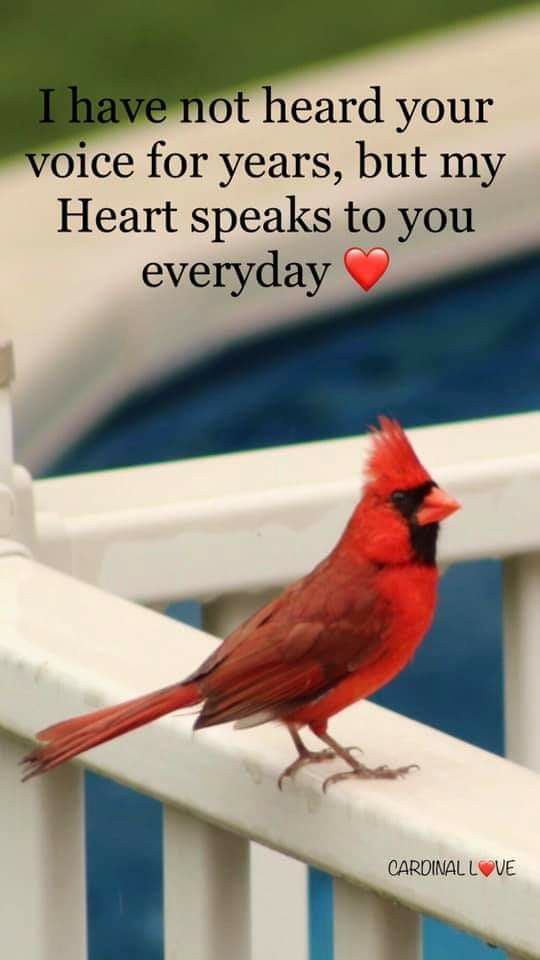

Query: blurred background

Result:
[0,0,527,162]
[2,2,539,959]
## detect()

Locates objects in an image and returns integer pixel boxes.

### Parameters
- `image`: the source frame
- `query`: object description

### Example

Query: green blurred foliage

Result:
[1,0,525,160]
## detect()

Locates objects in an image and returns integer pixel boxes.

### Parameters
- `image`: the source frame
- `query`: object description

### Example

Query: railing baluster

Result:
[250,844,308,960]
[163,806,251,960]
[503,554,540,771]
[0,343,86,958]
[203,592,309,960]
[0,339,14,491]
[503,554,540,960]
[0,731,86,960]
[334,879,421,960]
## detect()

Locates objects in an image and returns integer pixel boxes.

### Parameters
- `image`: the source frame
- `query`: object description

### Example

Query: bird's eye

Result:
[391,490,407,505]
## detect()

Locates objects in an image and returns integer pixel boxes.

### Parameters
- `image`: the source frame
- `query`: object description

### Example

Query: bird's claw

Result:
[278,748,336,790]
[323,762,419,793]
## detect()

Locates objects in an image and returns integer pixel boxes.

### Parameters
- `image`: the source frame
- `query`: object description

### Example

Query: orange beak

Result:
[417,487,461,526]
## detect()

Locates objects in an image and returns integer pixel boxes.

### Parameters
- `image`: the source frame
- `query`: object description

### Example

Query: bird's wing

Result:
[192,553,391,729]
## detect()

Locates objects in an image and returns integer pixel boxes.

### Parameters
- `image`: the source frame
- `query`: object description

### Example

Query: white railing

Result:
[1,350,540,958]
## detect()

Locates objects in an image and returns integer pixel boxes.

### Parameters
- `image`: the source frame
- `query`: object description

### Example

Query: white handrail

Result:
[1,553,539,957]
[30,411,540,602]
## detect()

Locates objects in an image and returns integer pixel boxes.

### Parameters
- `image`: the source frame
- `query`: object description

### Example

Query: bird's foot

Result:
[323,762,419,793]
[278,746,362,790]
[278,749,335,790]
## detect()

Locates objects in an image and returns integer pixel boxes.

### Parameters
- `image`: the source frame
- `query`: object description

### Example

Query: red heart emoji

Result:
[344,247,389,291]
[478,860,495,877]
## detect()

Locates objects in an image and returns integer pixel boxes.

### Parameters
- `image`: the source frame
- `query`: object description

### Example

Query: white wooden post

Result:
[503,554,540,771]
[163,806,251,960]
[503,554,540,960]
[0,340,15,511]
[0,342,15,466]
[0,342,87,959]
[0,731,87,960]
[203,592,309,960]
[334,880,421,960]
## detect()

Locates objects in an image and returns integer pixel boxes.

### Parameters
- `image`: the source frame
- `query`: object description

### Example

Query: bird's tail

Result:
[21,681,201,780]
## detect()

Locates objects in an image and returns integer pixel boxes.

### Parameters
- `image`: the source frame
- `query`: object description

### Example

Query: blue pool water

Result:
[50,252,540,959]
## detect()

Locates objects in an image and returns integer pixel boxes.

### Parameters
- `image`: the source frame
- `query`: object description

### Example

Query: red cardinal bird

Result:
[22,418,459,790]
